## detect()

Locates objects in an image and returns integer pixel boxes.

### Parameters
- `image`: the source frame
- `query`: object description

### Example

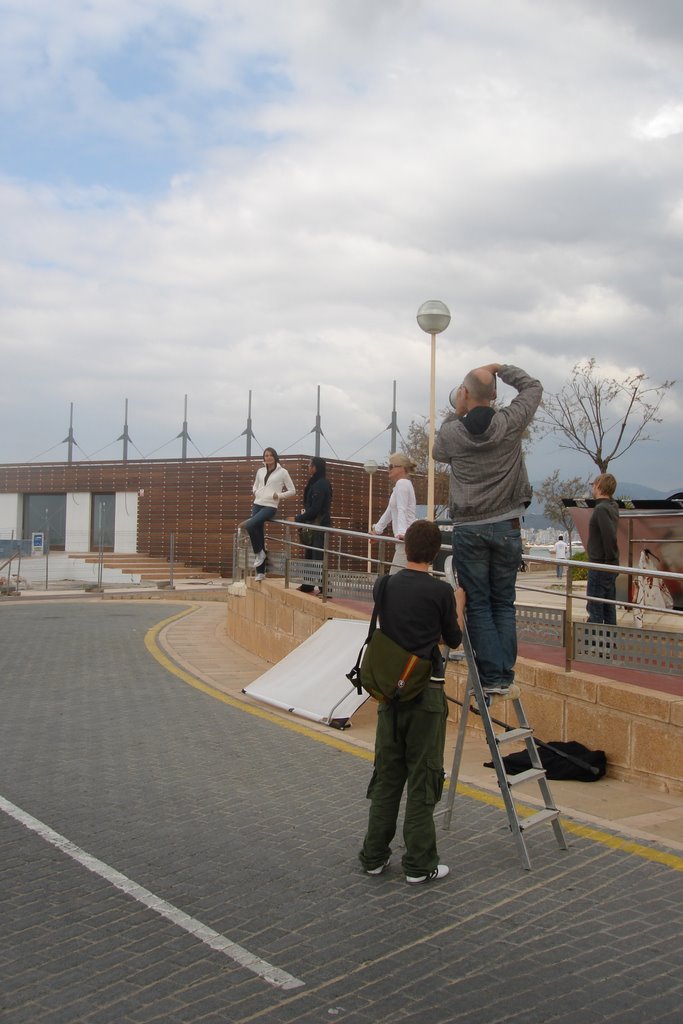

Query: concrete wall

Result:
[226,579,367,665]
[227,579,683,795]
[64,493,91,550]
[0,493,20,538]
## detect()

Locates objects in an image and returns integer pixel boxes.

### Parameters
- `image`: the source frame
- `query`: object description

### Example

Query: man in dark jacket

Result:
[433,363,541,697]
[586,473,620,624]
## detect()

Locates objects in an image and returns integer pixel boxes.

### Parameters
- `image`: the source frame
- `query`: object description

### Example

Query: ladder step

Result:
[506,768,546,787]
[496,728,533,745]
[519,808,560,832]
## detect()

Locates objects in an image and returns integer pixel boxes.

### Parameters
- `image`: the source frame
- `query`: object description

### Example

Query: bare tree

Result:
[540,358,675,473]
[401,415,431,474]
[401,412,450,514]
[536,470,590,551]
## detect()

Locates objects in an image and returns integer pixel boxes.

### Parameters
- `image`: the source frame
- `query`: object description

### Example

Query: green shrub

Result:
[570,551,588,581]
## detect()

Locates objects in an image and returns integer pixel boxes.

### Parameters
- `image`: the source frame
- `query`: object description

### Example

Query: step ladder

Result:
[437,613,568,871]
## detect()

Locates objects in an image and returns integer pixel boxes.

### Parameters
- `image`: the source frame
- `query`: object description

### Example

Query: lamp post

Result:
[416,300,451,519]
[364,459,378,572]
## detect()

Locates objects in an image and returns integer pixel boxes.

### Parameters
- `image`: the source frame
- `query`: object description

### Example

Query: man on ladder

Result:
[433,362,542,702]
[434,362,567,869]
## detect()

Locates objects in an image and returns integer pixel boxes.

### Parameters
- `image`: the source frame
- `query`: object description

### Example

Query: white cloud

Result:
[0,1,681,490]
[634,103,683,140]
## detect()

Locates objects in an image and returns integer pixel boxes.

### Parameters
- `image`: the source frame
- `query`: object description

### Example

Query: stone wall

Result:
[227,579,683,795]
[226,579,366,664]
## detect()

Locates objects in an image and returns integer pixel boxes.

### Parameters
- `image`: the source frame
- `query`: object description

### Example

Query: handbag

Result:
[347,575,433,705]
[299,527,315,548]
[299,514,323,549]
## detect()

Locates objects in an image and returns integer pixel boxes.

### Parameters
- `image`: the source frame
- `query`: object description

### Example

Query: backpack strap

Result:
[534,739,602,777]
[346,574,390,694]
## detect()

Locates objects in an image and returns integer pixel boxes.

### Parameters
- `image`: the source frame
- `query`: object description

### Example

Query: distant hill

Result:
[526,481,682,530]
[614,482,682,500]
[425,482,682,529]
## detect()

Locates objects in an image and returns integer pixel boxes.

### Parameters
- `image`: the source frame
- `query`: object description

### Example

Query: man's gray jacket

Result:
[432,365,542,525]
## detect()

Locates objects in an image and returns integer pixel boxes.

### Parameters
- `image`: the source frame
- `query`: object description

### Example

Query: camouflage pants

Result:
[359,685,447,877]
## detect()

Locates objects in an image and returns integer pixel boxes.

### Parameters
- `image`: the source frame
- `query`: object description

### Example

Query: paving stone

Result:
[1,601,682,1023]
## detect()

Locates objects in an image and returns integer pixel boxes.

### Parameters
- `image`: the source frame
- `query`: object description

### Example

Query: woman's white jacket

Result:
[252,465,296,508]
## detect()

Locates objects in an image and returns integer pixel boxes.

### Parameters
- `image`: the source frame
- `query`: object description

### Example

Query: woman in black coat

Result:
[294,457,333,593]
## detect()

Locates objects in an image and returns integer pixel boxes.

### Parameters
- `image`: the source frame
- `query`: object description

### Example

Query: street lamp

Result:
[417,300,451,519]
[364,459,378,572]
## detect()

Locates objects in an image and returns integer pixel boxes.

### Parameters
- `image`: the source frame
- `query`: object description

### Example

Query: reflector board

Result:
[243,618,370,725]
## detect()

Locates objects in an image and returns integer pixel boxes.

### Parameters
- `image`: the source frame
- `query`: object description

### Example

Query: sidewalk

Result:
[4,595,683,1022]
[160,600,683,854]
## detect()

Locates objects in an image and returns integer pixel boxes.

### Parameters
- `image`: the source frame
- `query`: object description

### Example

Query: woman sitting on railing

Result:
[241,447,296,581]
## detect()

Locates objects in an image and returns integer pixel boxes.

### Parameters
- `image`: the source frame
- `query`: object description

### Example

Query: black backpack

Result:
[346,574,434,706]
[486,740,607,782]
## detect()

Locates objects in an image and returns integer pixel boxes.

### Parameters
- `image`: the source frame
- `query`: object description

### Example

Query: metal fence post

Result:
[378,540,387,575]
[169,532,175,589]
[284,524,291,589]
[44,527,50,592]
[564,567,574,672]
[321,528,329,603]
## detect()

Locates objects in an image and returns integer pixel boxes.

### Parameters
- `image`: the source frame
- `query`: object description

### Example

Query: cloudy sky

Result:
[1,0,681,491]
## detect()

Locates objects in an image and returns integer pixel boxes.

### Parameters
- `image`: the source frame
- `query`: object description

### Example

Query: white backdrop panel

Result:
[244,618,370,724]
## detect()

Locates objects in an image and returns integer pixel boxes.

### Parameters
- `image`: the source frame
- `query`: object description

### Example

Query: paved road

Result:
[1,601,682,1024]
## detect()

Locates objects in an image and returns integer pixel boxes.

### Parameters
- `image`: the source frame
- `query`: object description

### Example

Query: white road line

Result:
[0,795,304,991]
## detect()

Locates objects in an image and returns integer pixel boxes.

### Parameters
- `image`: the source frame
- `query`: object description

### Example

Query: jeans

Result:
[452,520,522,688]
[243,504,276,555]
[586,569,617,625]
[299,525,324,591]
[389,542,407,575]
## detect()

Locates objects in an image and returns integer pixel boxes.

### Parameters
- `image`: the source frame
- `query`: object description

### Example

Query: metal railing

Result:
[234,519,683,681]
[0,545,24,595]
[233,519,400,599]
[517,553,682,677]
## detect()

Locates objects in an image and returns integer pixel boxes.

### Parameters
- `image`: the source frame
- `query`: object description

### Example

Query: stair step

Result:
[519,808,561,832]
[67,553,218,581]
[506,768,546,787]
[496,728,533,745]
[139,571,215,579]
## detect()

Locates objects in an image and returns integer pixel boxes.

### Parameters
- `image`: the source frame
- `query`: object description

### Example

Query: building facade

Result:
[0,455,419,575]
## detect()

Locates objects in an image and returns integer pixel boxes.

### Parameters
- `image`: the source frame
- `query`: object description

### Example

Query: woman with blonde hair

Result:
[372,452,417,574]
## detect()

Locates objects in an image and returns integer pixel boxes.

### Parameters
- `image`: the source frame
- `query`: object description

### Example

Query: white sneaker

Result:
[254,572,266,582]
[253,550,267,568]
[406,864,449,885]
[365,857,390,876]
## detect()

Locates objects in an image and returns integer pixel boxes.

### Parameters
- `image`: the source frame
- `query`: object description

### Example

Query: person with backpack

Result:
[358,519,465,885]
